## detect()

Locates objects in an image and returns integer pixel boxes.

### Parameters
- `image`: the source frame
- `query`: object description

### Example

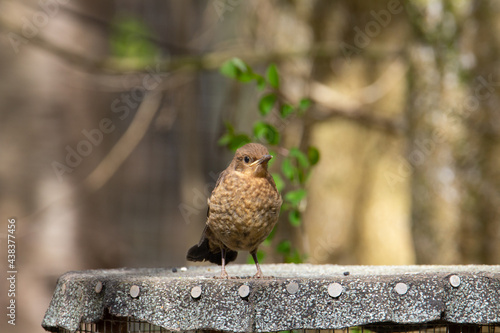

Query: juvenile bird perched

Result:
[187,143,282,278]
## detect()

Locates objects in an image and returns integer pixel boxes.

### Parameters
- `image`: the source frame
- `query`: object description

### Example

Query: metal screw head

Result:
[238,285,250,298]
[449,275,461,288]
[395,282,408,295]
[129,285,140,298]
[95,281,103,294]
[286,282,299,294]
[191,286,202,299]
[328,283,343,298]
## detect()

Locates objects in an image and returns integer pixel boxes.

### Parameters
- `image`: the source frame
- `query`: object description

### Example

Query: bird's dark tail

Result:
[187,235,238,265]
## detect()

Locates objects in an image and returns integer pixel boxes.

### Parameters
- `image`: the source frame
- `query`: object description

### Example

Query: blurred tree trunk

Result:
[462,0,500,263]
[406,0,500,264]
[406,2,464,264]
[0,2,114,333]
[301,1,415,265]
[406,48,461,264]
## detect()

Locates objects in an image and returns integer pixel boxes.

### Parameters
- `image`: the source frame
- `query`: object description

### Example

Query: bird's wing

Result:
[207,168,228,219]
[214,168,228,190]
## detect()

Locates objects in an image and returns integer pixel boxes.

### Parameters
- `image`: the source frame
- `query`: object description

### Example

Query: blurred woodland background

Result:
[1,0,500,332]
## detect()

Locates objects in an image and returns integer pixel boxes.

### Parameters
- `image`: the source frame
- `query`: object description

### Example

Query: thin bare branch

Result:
[84,91,163,191]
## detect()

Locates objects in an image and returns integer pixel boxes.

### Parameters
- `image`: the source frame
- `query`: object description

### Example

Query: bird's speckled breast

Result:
[207,171,282,252]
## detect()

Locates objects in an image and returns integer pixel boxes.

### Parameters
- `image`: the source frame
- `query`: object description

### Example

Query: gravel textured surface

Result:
[42,264,500,332]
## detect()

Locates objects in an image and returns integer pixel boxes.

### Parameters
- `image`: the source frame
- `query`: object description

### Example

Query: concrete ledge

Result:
[42,264,500,332]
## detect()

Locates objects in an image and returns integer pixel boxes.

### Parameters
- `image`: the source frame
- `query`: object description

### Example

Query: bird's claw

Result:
[252,273,273,279]
[213,268,230,279]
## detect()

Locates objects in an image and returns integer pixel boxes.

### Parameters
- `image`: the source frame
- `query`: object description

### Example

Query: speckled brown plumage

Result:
[187,143,282,278]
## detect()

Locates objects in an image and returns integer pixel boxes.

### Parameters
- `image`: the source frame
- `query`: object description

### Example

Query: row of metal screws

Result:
[61,274,462,299]
[190,275,462,299]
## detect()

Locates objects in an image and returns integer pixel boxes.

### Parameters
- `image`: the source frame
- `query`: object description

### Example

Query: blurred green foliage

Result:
[219,57,320,264]
[109,15,160,67]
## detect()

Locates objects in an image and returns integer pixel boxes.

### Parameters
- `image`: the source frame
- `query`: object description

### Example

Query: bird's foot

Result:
[253,269,273,279]
[213,268,230,279]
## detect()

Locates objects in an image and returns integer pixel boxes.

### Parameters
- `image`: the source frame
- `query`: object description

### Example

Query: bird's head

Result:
[232,143,273,178]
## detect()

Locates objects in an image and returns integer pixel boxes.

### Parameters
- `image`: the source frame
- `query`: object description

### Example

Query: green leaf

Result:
[217,133,232,146]
[286,249,304,264]
[253,121,280,145]
[297,168,309,185]
[223,121,235,134]
[266,63,280,89]
[289,209,301,227]
[308,146,320,165]
[253,121,266,137]
[230,57,247,72]
[289,148,309,168]
[298,98,312,113]
[220,57,254,82]
[237,71,258,83]
[267,149,277,168]
[284,189,307,206]
[218,122,251,151]
[220,59,239,78]
[272,172,285,192]
[266,125,280,145]
[281,157,295,181]
[217,122,235,146]
[277,240,291,255]
[258,93,277,116]
[280,104,294,118]
[256,75,266,90]
[110,15,159,66]
[228,134,251,151]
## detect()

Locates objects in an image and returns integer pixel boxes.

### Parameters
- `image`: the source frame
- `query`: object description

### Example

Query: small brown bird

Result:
[187,143,282,278]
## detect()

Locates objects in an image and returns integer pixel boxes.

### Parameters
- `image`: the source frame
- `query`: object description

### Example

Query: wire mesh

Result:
[55,319,499,333]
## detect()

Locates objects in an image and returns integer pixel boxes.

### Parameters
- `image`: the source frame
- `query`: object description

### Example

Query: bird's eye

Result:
[244,156,250,163]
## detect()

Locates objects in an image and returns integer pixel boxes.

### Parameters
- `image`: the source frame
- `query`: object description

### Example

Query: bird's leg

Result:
[220,248,229,279]
[251,250,264,278]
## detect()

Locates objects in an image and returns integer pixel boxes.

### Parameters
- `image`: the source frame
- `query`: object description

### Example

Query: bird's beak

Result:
[250,154,273,166]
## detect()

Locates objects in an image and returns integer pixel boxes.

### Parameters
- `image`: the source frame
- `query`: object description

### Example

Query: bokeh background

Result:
[1,0,500,332]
